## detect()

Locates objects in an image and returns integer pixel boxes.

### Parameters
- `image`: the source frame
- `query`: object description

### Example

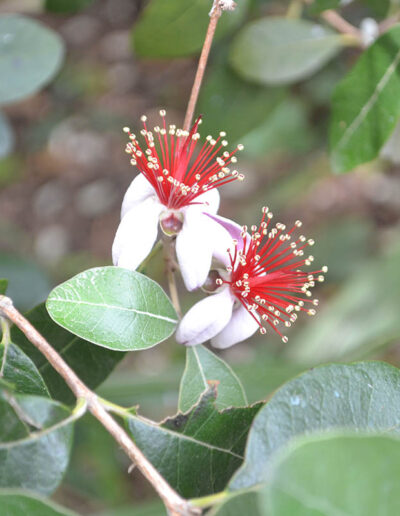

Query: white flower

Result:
[112,174,239,291]
[112,112,245,291]
[177,208,326,348]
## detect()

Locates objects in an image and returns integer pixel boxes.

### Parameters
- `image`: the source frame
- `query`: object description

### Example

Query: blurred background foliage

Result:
[1,0,400,514]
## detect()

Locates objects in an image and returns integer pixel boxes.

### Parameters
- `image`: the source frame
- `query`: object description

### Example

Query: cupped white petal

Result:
[112,197,162,270]
[176,288,234,347]
[211,303,260,349]
[176,209,215,291]
[195,188,220,215]
[121,174,157,219]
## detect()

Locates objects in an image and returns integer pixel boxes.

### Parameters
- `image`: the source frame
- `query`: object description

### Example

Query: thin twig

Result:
[163,237,182,318]
[183,1,236,131]
[303,0,362,42]
[0,295,200,516]
[0,316,11,377]
[321,10,362,40]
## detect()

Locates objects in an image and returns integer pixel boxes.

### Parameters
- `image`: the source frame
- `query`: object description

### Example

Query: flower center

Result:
[159,211,184,236]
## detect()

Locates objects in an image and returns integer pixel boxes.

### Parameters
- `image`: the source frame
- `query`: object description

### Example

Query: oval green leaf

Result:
[179,345,247,412]
[0,15,64,105]
[230,17,342,86]
[133,0,249,58]
[46,267,178,351]
[330,25,400,172]
[231,361,400,490]
[0,490,78,516]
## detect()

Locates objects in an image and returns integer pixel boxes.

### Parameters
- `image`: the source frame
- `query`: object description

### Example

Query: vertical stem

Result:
[183,2,223,132]
[163,237,182,318]
[0,316,10,376]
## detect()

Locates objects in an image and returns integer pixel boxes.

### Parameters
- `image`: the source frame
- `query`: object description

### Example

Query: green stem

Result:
[190,490,229,508]
[286,0,303,18]
[100,397,136,418]
[0,316,11,377]
[340,33,363,47]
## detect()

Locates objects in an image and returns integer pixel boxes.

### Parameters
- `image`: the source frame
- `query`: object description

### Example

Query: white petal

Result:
[176,289,234,347]
[121,174,157,219]
[206,214,244,266]
[195,188,220,215]
[176,209,215,291]
[211,303,260,349]
[112,198,162,270]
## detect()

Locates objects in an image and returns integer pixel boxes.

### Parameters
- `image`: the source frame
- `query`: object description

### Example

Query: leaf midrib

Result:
[48,297,178,324]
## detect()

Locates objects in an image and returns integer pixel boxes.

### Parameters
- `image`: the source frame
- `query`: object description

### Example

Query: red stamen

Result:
[225,208,326,343]
[123,111,244,210]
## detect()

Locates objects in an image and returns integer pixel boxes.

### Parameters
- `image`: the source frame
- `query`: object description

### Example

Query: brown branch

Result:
[183,1,236,132]
[0,295,200,516]
[302,0,362,42]
[321,9,362,40]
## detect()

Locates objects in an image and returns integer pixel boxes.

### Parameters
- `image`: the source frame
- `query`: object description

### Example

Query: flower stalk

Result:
[183,0,237,132]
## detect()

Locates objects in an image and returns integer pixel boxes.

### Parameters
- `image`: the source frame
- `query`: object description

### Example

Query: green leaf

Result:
[288,245,400,363]
[127,388,262,498]
[0,111,14,158]
[0,15,65,105]
[133,0,249,58]
[0,278,8,295]
[0,490,77,516]
[12,303,124,404]
[308,0,340,15]
[239,97,315,157]
[198,59,286,144]
[46,267,178,351]
[178,345,247,412]
[263,434,400,515]
[0,389,79,494]
[212,434,400,516]
[0,255,51,311]
[0,343,49,397]
[363,0,390,18]
[330,25,400,173]
[230,17,342,86]
[45,0,94,14]
[231,361,400,490]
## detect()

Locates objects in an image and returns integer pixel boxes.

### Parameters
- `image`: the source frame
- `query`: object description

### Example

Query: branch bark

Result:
[0,295,200,516]
[183,0,236,132]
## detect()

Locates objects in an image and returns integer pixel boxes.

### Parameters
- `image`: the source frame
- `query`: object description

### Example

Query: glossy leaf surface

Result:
[231,361,400,490]
[0,15,64,105]
[330,26,400,172]
[46,267,178,351]
[230,17,342,85]
[128,389,262,498]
